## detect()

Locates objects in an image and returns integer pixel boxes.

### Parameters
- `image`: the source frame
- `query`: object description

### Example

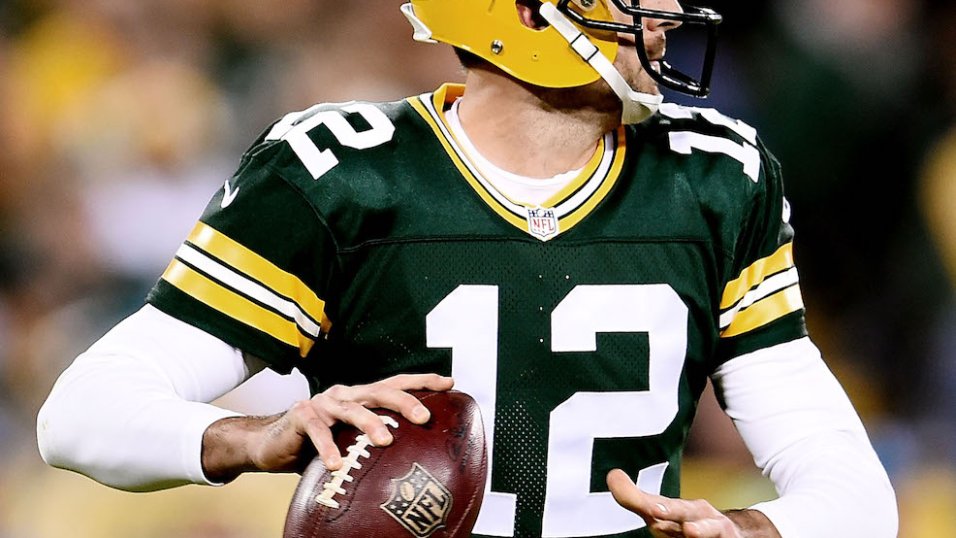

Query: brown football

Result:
[283,390,487,538]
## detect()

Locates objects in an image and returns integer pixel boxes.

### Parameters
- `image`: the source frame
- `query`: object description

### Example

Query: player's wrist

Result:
[723,509,782,538]
[200,416,264,483]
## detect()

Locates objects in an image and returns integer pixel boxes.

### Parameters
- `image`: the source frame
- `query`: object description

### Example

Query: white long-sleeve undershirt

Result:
[37,306,897,536]
[713,339,898,537]
[37,305,259,491]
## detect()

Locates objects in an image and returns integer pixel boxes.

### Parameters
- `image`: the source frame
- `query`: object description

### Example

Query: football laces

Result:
[315,416,400,509]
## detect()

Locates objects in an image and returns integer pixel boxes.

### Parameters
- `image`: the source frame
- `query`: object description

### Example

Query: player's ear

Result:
[516,0,549,30]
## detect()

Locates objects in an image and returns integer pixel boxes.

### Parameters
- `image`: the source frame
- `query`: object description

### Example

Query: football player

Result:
[37,1,898,537]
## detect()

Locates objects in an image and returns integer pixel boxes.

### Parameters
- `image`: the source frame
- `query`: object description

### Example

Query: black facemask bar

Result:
[555,0,722,98]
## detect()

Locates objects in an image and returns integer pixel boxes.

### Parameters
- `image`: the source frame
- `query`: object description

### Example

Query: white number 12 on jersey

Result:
[427,284,688,537]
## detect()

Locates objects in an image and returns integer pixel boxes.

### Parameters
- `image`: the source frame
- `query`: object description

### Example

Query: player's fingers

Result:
[657,498,724,524]
[683,521,706,538]
[607,469,670,522]
[682,517,738,538]
[357,374,455,425]
[312,394,395,447]
[366,386,435,425]
[607,470,721,538]
[379,373,455,392]
[301,413,342,471]
[281,400,342,471]
[646,519,685,537]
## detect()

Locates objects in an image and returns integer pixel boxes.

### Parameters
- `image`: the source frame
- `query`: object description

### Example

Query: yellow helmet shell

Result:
[404,0,620,88]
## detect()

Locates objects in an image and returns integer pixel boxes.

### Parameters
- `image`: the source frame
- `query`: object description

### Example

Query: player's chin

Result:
[631,69,662,96]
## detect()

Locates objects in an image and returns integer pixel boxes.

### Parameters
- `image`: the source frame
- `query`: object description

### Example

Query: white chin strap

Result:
[538,3,663,125]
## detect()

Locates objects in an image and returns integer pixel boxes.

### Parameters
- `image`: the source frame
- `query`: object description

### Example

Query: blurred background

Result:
[1,0,954,535]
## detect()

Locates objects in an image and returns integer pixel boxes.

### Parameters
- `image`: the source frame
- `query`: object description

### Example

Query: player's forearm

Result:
[725,509,781,538]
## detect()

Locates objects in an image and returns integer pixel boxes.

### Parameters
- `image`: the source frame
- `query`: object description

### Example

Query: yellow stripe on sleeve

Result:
[186,222,330,333]
[721,285,804,338]
[162,259,316,357]
[720,243,795,310]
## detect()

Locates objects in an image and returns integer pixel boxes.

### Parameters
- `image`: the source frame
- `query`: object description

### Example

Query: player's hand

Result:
[607,469,779,538]
[201,373,454,482]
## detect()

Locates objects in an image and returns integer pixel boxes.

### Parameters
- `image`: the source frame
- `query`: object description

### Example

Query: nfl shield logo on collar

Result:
[526,207,559,241]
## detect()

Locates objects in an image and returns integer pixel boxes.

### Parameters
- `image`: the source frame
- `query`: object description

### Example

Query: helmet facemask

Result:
[537,0,720,123]
[556,0,722,98]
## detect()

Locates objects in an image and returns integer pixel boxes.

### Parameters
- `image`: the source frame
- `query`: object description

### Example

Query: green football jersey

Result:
[148,84,807,538]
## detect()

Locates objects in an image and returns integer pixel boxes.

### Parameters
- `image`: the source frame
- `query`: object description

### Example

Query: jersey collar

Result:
[408,84,627,242]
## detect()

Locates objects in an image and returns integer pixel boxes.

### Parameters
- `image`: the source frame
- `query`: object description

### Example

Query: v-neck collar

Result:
[408,84,627,242]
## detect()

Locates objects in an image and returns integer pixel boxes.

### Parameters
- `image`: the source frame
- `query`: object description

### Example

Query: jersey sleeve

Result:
[147,146,337,374]
[716,138,808,362]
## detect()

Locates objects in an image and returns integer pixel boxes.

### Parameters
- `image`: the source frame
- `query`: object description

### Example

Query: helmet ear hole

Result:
[515,0,550,30]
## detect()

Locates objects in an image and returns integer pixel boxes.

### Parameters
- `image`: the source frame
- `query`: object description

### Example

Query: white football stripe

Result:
[176,244,322,338]
[719,267,800,329]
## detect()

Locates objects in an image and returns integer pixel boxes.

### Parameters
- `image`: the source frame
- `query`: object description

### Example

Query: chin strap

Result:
[538,2,662,125]
[400,3,437,43]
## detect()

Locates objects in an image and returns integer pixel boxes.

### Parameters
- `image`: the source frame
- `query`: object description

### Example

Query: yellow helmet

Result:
[401,0,722,96]
[403,0,618,89]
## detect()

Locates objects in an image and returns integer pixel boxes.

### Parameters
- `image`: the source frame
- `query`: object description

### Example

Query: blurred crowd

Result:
[1,0,955,536]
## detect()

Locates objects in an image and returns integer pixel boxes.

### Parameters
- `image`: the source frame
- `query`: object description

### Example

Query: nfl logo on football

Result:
[526,207,559,241]
[380,463,453,537]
